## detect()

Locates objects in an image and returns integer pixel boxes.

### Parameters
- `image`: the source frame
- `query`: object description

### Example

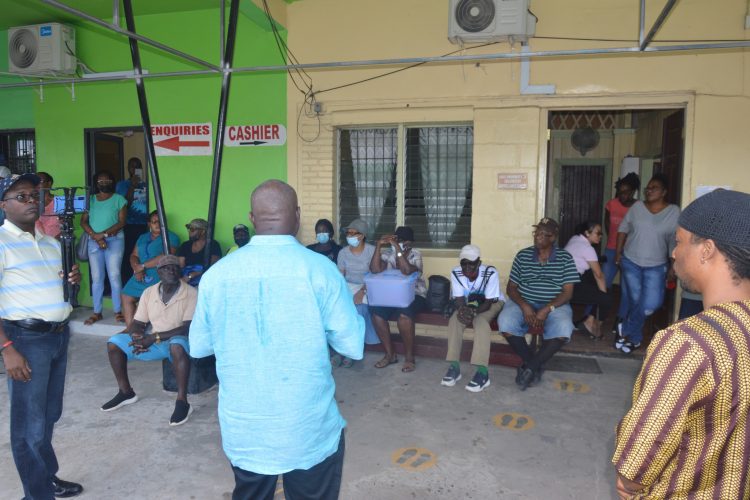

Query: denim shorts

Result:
[108,333,190,362]
[497,299,574,341]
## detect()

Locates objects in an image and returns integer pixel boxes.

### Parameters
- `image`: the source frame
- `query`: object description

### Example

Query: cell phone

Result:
[53,195,87,215]
[134,168,143,178]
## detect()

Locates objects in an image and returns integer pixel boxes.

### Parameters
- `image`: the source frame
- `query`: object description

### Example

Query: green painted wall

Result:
[26,8,287,307]
[0,29,35,130]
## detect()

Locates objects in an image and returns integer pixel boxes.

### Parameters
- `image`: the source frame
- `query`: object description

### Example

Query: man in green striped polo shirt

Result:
[497,217,579,390]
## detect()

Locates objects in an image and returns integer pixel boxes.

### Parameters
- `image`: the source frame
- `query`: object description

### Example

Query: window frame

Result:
[336,122,473,249]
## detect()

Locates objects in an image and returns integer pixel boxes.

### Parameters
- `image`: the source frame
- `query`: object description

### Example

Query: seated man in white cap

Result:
[100,255,198,426]
[441,244,505,392]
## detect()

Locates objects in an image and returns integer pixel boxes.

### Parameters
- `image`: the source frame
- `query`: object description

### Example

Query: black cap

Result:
[679,189,750,247]
[395,226,414,242]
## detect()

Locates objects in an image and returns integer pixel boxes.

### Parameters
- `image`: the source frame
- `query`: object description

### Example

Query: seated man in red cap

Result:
[369,226,426,372]
[100,255,198,426]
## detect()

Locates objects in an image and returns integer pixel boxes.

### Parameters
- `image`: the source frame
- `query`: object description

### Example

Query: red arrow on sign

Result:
[154,136,210,152]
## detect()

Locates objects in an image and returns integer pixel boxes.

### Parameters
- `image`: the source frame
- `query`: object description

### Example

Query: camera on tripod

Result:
[39,186,90,306]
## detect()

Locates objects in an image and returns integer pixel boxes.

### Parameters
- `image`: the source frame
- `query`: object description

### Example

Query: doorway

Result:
[545,108,686,336]
[84,127,148,300]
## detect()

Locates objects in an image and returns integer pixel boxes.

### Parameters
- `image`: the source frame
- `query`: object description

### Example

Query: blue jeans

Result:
[603,248,629,318]
[620,257,667,344]
[5,323,69,500]
[88,232,125,314]
[497,299,574,341]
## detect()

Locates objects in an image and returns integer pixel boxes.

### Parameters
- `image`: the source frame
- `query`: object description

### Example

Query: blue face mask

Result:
[316,232,330,245]
[346,236,360,247]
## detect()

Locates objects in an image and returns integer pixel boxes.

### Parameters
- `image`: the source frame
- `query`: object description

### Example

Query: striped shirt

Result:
[613,301,750,499]
[0,220,72,322]
[508,246,580,303]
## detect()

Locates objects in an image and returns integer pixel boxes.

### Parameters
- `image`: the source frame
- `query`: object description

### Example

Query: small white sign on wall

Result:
[224,124,287,147]
[497,173,528,190]
[151,123,212,156]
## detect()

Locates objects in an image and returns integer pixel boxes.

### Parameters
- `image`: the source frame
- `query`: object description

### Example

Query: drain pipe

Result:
[520,45,556,95]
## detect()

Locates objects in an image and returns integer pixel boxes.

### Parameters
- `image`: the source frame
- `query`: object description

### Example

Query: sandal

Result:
[401,360,416,373]
[374,355,398,369]
[114,312,126,323]
[581,318,603,340]
[330,353,343,368]
[340,357,354,368]
[84,313,103,326]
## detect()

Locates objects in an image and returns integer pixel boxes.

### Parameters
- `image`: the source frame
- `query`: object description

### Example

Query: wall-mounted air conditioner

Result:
[8,23,76,75]
[448,0,536,45]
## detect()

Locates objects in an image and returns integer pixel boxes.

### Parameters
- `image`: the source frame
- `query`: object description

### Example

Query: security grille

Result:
[338,125,473,248]
[0,130,36,174]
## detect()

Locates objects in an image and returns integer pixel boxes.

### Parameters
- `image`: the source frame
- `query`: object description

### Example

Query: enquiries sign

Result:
[152,123,213,156]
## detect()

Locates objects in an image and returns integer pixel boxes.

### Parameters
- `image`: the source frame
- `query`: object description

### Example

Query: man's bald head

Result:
[250,180,300,236]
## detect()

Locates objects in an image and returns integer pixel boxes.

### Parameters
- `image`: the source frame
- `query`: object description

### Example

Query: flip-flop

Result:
[84,313,103,326]
[374,355,398,369]
[114,312,126,323]
[401,361,416,373]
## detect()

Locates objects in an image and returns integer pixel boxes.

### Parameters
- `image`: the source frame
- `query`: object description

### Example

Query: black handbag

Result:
[426,275,451,313]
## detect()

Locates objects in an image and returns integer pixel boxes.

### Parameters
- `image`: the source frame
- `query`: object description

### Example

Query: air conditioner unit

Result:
[448,0,536,45]
[8,23,76,75]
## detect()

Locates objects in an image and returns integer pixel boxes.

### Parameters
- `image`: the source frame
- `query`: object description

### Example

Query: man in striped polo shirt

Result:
[0,174,83,499]
[613,189,750,499]
[497,217,579,390]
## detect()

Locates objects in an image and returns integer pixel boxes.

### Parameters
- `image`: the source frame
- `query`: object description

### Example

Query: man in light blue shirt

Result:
[190,180,364,499]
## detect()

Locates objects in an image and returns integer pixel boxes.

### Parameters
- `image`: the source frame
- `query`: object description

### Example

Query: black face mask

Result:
[234,235,250,247]
[98,184,114,193]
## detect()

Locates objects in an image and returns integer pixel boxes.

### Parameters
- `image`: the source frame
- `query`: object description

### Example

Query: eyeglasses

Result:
[3,192,41,203]
[644,186,663,192]
[185,224,202,231]
[533,230,555,239]
[96,180,114,185]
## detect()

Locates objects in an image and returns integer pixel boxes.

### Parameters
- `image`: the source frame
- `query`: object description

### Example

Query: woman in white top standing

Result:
[564,221,613,339]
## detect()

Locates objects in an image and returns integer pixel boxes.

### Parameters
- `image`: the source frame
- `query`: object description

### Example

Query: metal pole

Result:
[122,0,171,253]
[112,0,120,26]
[204,0,240,268]
[40,0,221,72]
[220,0,226,67]
[3,40,750,90]
[639,0,646,47]
[640,0,680,50]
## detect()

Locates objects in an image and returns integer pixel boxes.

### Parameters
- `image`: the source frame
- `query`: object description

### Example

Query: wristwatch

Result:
[396,252,403,258]
[154,332,162,344]
[548,304,556,312]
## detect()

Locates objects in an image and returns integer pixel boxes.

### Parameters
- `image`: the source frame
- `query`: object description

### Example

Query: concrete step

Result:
[69,307,125,338]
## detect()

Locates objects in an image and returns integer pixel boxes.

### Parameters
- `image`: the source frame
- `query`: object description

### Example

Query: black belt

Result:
[4,318,69,333]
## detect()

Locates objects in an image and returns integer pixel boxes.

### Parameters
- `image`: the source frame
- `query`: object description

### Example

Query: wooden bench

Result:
[365,310,543,367]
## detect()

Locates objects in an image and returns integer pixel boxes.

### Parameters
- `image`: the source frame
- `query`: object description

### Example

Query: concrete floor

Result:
[1,312,643,500]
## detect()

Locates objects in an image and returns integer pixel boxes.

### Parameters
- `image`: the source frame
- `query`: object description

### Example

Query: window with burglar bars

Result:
[337,125,473,249]
[0,130,36,174]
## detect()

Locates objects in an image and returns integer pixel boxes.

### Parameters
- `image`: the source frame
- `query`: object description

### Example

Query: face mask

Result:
[399,242,406,250]
[346,236,360,248]
[98,184,114,193]
[234,235,250,247]
[316,233,330,245]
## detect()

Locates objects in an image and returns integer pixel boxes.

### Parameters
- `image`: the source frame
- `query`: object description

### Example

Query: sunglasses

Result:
[185,224,203,231]
[3,192,41,203]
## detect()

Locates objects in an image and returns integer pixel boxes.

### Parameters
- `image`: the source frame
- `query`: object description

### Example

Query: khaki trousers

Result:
[446,301,505,367]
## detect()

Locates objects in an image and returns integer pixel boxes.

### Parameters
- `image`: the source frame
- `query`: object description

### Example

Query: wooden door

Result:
[93,133,124,184]
[656,110,684,204]
[558,164,605,247]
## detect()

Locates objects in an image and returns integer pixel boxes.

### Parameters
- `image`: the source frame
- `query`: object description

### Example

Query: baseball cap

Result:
[233,224,249,234]
[345,218,369,237]
[533,217,559,233]
[459,244,481,262]
[395,226,414,242]
[0,173,41,201]
[186,218,208,231]
[157,255,181,269]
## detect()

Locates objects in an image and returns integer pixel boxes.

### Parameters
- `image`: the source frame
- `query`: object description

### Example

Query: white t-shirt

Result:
[450,264,504,302]
[564,234,598,275]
